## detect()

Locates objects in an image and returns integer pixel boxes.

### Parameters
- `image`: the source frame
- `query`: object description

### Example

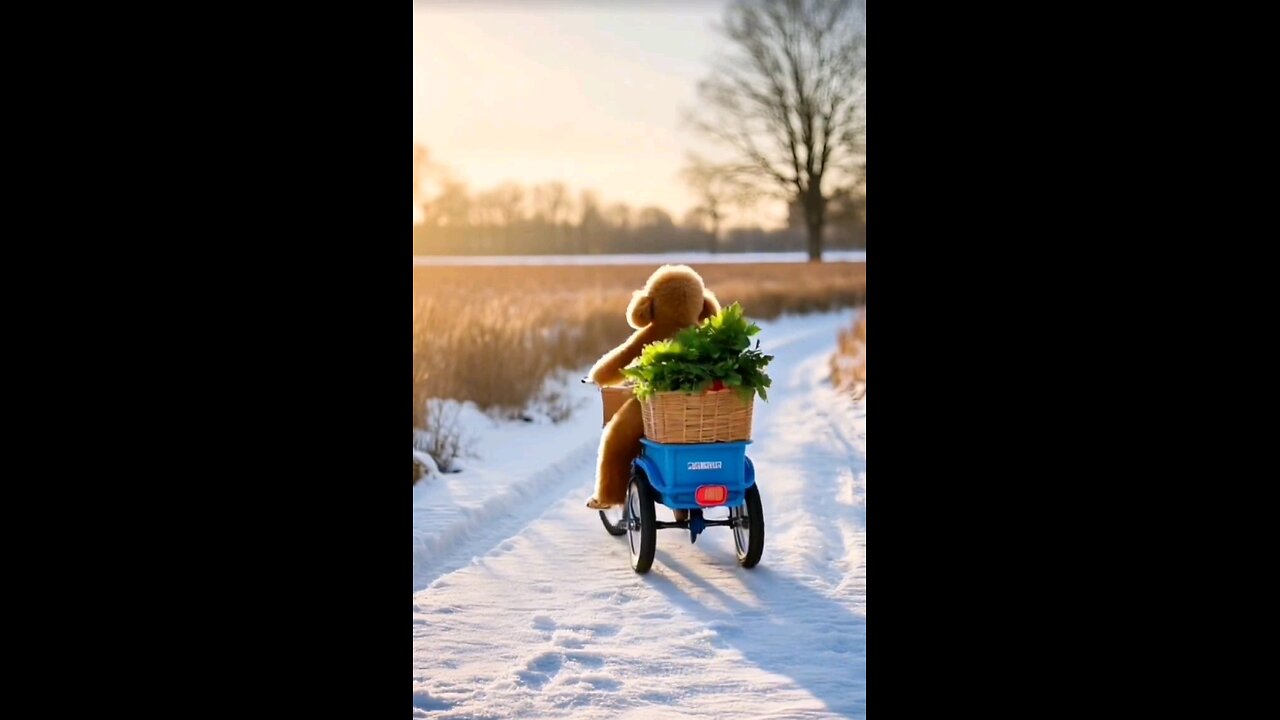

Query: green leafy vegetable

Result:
[621,302,773,402]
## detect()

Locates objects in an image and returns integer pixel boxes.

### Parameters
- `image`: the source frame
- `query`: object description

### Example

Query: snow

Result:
[413,450,440,479]
[413,309,866,718]
[413,251,866,267]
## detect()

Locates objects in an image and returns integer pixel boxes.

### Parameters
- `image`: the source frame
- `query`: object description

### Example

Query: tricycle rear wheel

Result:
[732,483,765,568]
[626,471,657,574]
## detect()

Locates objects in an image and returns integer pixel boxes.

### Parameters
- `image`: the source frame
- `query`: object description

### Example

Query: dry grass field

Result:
[412,262,866,426]
[830,307,867,395]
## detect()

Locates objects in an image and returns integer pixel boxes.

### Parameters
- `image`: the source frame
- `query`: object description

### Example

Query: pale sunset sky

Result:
[413,0,785,228]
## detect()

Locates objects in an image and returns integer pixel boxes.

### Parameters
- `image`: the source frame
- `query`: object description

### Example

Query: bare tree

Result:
[692,0,866,261]
[681,153,761,253]
[470,189,499,228]
[604,202,633,233]
[532,181,571,226]
[681,156,727,253]
[413,145,429,225]
[488,182,526,227]
[578,190,605,253]
[682,207,712,232]
[423,180,471,228]
[414,145,451,227]
[636,206,674,229]
[471,183,525,228]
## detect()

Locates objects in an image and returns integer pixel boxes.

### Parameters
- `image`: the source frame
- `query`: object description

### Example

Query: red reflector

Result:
[695,485,728,506]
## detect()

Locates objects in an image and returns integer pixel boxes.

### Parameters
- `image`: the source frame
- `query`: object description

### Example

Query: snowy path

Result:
[413,309,866,718]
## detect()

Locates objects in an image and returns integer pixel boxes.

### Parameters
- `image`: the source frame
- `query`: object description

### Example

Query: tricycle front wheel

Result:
[599,507,627,536]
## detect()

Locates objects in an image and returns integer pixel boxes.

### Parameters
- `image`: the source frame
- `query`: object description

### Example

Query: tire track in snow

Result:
[413,438,599,591]
[747,312,865,605]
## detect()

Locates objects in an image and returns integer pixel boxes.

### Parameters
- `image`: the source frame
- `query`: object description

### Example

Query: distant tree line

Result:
[412,145,864,256]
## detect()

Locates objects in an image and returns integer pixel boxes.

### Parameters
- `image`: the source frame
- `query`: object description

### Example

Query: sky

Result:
[414,0,786,228]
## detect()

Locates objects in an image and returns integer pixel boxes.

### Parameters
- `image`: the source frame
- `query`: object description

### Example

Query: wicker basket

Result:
[639,389,754,444]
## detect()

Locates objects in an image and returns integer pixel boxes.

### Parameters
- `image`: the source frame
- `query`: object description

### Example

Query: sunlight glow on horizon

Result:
[414,2,787,229]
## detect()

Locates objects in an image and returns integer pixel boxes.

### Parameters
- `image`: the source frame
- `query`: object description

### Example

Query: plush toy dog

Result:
[586,265,720,509]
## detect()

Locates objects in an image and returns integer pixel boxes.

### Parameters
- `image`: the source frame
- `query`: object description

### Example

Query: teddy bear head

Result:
[626,264,720,330]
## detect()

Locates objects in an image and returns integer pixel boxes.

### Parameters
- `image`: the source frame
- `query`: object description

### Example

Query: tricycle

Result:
[592,384,764,574]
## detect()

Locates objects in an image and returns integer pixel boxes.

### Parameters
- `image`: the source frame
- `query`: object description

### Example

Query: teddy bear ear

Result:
[698,289,721,322]
[627,290,654,329]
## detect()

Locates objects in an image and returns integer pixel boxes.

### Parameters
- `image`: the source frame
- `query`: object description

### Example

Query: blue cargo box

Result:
[636,439,756,510]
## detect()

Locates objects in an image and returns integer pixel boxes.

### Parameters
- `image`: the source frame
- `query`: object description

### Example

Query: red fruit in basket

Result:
[711,379,725,391]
